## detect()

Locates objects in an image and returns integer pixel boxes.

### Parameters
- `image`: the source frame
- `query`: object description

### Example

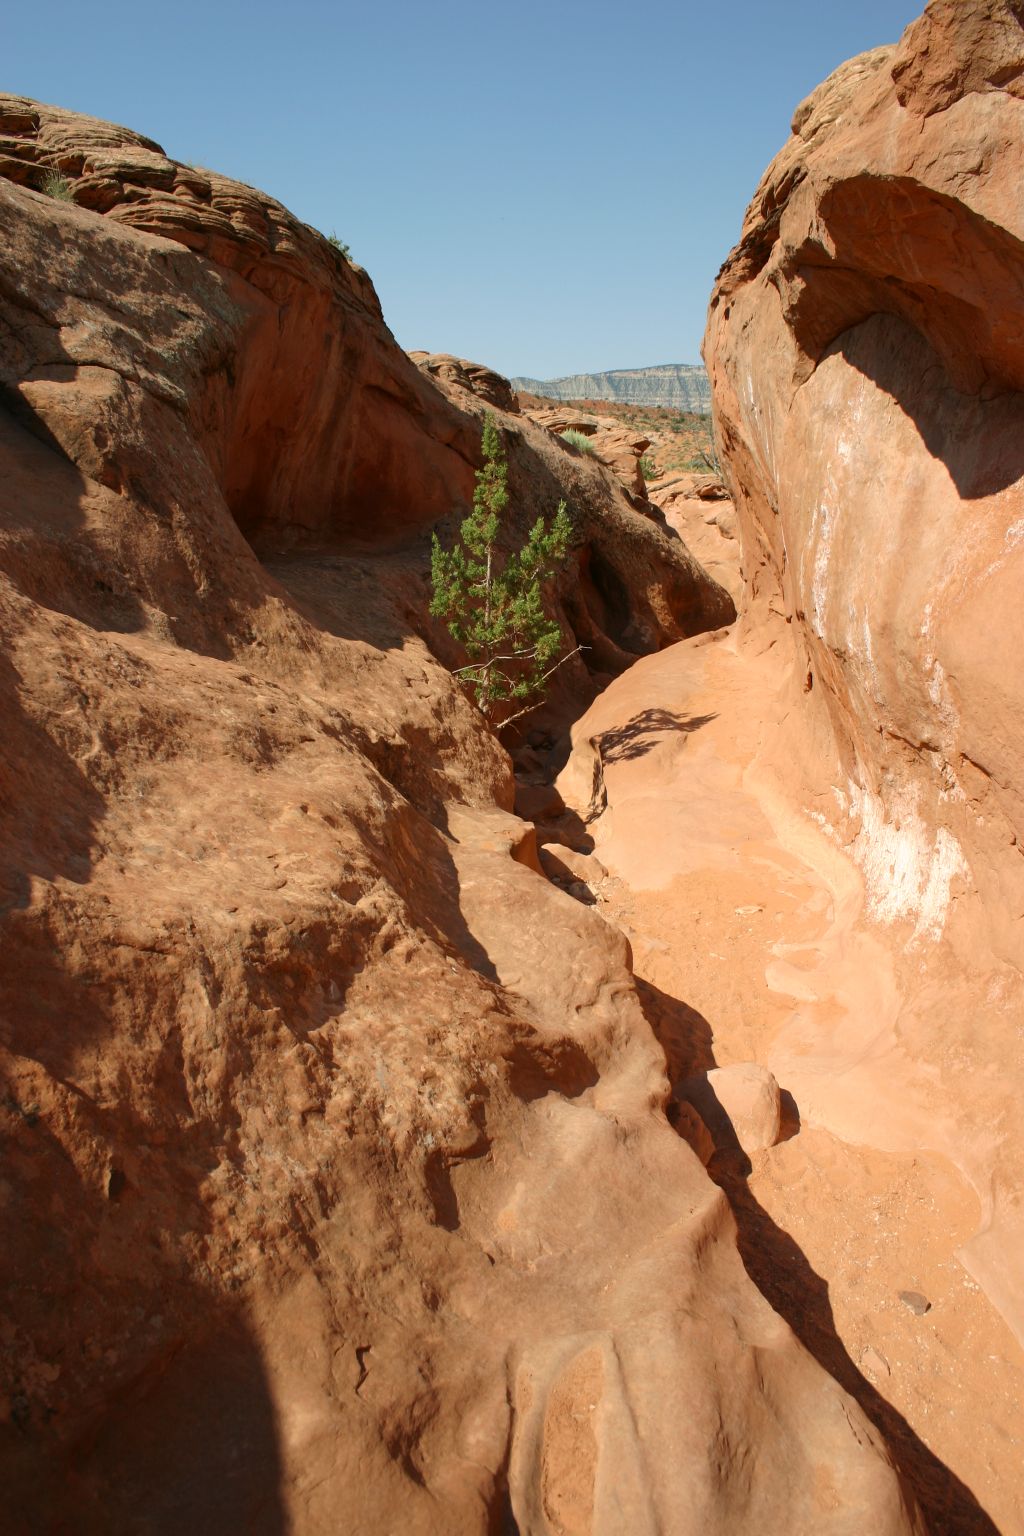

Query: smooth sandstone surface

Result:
[705,0,1024,1359]
[0,97,919,1535]
[558,628,1024,1534]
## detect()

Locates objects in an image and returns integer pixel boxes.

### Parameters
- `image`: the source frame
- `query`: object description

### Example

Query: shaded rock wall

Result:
[0,98,474,553]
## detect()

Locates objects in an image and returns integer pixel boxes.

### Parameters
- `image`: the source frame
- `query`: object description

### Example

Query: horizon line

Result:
[510,361,706,381]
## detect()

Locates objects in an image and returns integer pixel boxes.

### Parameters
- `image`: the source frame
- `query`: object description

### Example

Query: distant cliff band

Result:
[512,362,711,411]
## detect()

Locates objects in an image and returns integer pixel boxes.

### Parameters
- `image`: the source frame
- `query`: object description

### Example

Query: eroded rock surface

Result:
[518,396,654,504]
[680,1064,783,1156]
[699,0,1024,1520]
[707,1,1024,930]
[0,95,733,699]
[408,351,521,414]
[0,98,917,1535]
[650,476,743,607]
[555,629,1024,1533]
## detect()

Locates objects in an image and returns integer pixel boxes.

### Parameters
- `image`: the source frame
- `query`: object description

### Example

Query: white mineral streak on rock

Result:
[847,778,970,941]
[1005,515,1024,551]
[741,364,779,488]
[810,489,834,634]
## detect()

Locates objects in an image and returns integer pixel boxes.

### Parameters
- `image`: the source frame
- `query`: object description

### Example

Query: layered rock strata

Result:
[516,395,652,502]
[512,363,711,411]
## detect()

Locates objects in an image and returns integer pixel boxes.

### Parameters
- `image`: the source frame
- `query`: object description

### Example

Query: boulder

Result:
[554,733,608,822]
[671,1100,716,1165]
[517,402,600,437]
[518,399,653,502]
[678,1064,783,1155]
[538,844,608,888]
[513,779,565,823]
[590,424,651,499]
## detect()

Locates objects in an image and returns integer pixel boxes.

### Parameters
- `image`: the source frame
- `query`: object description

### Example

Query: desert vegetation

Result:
[431,415,575,721]
[559,427,597,456]
[40,165,74,201]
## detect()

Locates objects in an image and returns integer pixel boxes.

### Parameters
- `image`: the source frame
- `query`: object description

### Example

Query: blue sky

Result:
[8,0,921,378]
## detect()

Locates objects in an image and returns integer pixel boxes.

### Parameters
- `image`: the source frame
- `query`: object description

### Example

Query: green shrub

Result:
[327,231,351,259]
[560,428,597,457]
[40,168,75,202]
[639,453,658,482]
[431,415,576,723]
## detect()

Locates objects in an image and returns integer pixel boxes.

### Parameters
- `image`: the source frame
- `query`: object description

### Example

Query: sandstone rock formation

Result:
[648,476,743,607]
[0,97,732,693]
[408,351,521,414]
[583,424,652,502]
[409,359,735,675]
[551,626,1024,1533]
[0,97,920,1534]
[515,393,744,603]
[706,0,1024,1407]
[516,397,653,502]
[679,1064,783,1156]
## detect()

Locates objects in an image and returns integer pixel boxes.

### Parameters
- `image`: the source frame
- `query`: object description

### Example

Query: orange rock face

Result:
[518,395,653,503]
[707,0,1024,1371]
[408,351,522,414]
[0,97,922,1533]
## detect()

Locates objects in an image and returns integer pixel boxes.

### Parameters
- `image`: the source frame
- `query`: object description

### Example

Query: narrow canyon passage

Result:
[528,631,1024,1536]
[6,7,1024,1520]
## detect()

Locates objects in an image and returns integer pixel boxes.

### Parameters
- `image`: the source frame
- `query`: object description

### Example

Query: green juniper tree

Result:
[431,415,576,723]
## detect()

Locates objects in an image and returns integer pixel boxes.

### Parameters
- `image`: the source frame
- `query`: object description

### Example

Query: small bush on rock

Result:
[560,428,597,456]
[41,168,75,202]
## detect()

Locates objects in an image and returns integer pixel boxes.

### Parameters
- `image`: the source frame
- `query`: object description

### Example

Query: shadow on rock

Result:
[835,311,1024,502]
[0,1060,289,1536]
[631,951,996,1534]
[0,652,107,911]
[710,1151,1001,1536]
[596,708,717,764]
[634,975,716,1078]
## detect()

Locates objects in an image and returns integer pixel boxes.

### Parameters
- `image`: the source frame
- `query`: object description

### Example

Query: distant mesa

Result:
[512,363,711,412]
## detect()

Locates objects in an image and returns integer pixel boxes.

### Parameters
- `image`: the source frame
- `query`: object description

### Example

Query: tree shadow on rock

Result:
[597,709,717,764]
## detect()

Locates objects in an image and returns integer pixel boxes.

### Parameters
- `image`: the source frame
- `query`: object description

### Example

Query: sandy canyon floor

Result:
[531,631,1024,1536]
